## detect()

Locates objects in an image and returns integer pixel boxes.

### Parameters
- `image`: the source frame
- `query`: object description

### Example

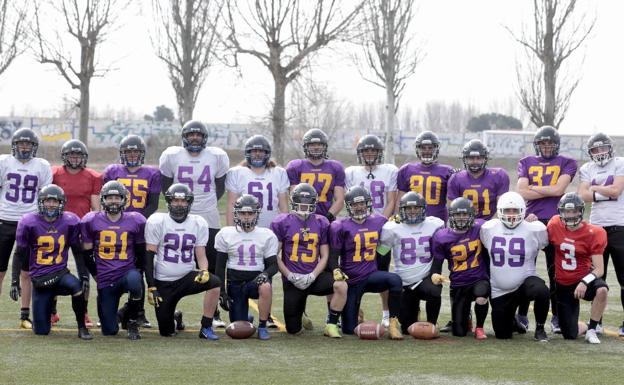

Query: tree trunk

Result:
[543,1,556,127]
[79,81,90,145]
[273,76,287,165]
[385,86,396,164]
[180,87,194,123]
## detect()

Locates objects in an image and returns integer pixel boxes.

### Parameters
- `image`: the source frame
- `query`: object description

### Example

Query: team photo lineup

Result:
[1,121,623,346]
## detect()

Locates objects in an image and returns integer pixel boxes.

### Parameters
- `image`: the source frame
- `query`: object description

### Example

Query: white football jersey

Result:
[579,157,624,226]
[0,155,52,222]
[145,213,209,282]
[480,219,549,299]
[379,216,445,286]
[214,226,278,272]
[345,163,398,215]
[159,146,229,228]
[225,165,289,228]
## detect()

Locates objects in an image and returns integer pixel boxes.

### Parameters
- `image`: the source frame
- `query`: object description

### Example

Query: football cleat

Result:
[213,315,226,328]
[20,318,33,329]
[302,313,313,330]
[78,327,93,340]
[586,321,603,335]
[381,315,390,329]
[514,314,529,334]
[323,323,342,338]
[84,313,94,329]
[96,320,101,328]
[267,315,278,329]
[51,313,60,326]
[257,327,271,340]
[534,328,548,342]
[551,315,561,334]
[137,311,152,328]
[127,320,141,341]
[174,311,185,331]
[440,320,452,333]
[474,327,487,340]
[199,327,219,341]
[388,317,403,340]
[585,329,600,344]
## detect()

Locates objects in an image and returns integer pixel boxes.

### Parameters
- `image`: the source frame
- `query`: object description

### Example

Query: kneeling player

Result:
[81,181,146,340]
[329,186,403,339]
[548,193,608,343]
[10,184,91,339]
[480,192,550,341]
[378,192,445,334]
[431,198,490,339]
[144,184,221,339]
[215,195,278,340]
[271,183,347,337]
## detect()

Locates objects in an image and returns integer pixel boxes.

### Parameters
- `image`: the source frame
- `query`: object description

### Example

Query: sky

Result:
[0,0,621,135]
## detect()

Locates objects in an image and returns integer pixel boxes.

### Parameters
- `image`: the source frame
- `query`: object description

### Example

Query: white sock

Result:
[382,310,389,319]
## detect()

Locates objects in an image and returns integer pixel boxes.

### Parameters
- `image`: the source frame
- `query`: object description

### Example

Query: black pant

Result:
[283,271,335,334]
[491,276,549,339]
[603,226,624,311]
[556,278,609,340]
[206,228,219,274]
[399,278,442,333]
[449,280,490,337]
[0,221,26,272]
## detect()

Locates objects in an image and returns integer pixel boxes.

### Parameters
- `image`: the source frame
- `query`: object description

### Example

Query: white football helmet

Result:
[497,191,526,229]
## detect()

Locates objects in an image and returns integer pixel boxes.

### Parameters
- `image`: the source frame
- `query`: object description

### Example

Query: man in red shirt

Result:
[52,139,102,327]
[547,192,608,344]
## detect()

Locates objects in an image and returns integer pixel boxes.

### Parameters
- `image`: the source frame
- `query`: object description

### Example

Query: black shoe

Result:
[440,320,452,333]
[78,327,93,340]
[127,319,141,341]
[513,315,528,334]
[174,310,185,331]
[137,310,152,328]
[117,304,128,330]
[534,328,548,342]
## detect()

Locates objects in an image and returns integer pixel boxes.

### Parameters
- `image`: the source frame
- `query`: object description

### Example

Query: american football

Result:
[354,321,385,340]
[225,321,257,339]
[408,321,440,340]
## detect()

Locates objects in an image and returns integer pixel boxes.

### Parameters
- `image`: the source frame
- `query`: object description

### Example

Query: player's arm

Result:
[226,191,240,226]
[143,193,160,218]
[376,244,391,271]
[575,253,605,299]
[9,246,28,299]
[577,180,594,202]
[70,244,89,280]
[328,186,345,218]
[194,245,209,271]
[313,244,330,276]
[160,173,173,195]
[215,175,226,201]
[133,242,146,272]
[144,244,158,288]
[90,194,101,211]
[395,190,406,213]
[215,251,228,289]
[516,177,546,200]
[530,174,572,197]
[328,248,340,271]
[384,191,398,218]
[80,242,97,278]
[589,175,624,200]
[278,191,289,214]
[275,242,291,276]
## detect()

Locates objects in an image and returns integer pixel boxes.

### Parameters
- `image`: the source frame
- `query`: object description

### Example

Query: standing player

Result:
[329,186,403,339]
[143,183,222,339]
[1,128,52,328]
[516,126,577,333]
[52,139,101,327]
[215,195,278,340]
[397,131,454,222]
[377,192,445,334]
[480,192,550,341]
[9,184,92,339]
[548,193,608,343]
[271,183,347,337]
[159,120,229,327]
[80,181,146,340]
[578,133,624,335]
[226,135,289,228]
[431,198,490,339]
[448,139,509,220]
[286,128,345,223]
[103,134,161,328]
[345,134,398,327]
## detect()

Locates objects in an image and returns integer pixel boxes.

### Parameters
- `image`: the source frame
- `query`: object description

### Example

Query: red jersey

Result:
[547,215,607,286]
[52,165,102,219]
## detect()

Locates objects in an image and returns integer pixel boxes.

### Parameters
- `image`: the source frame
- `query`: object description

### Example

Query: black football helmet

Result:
[11,128,39,160]
[119,135,146,167]
[37,184,66,219]
[356,134,384,167]
[587,132,614,167]
[558,192,585,228]
[448,197,476,231]
[165,183,194,222]
[462,139,489,174]
[181,120,208,153]
[399,192,427,224]
[234,194,261,231]
[245,135,272,168]
[302,128,329,160]
[414,131,440,165]
[533,125,560,159]
[61,139,88,169]
[100,181,128,215]
[290,183,318,218]
[345,186,372,221]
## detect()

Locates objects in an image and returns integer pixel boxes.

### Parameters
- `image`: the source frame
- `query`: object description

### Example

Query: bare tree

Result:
[33,0,126,145]
[223,0,364,164]
[0,0,29,76]
[507,0,595,128]
[151,0,224,123]
[357,0,422,163]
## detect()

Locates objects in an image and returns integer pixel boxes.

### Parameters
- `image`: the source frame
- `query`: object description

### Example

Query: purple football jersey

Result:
[397,162,454,221]
[431,219,488,287]
[447,168,510,220]
[102,164,161,216]
[285,159,345,216]
[517,155,577,220]
[80,211,146,289]
[329,214,387,284]
[271,213,330,276]
[15,212,81,278]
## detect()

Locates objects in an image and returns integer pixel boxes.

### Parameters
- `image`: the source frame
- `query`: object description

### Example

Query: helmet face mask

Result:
[497,191,526,229]
[587,133,614,167]
[165,183,194,222]
[290,183,317,219]
[119,135,146,167]
[533,126,560,159]
[61,139,88,169]
[244,135,272,168]
[399,192,426,224]
[448,198,476,231]
[37,185,66,219]
[558,193,585,228]
[11,128,39,160]
[345,186,372,221]
[234,194,261,231]
[302,129,329,160]
[100,181,128,215]
[414,131,440,165]
[181,120,208,153]
[356,135,384,167]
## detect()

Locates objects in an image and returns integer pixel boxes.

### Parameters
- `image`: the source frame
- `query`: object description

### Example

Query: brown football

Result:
[225,321,256,339]
[354,321,385,340]
[408,321,439,340]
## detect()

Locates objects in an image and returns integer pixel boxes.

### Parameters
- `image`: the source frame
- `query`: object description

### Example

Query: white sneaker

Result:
[595,323,603,335]
[213,317,226,328]
[585,329,601,344]
[381,315,390,329]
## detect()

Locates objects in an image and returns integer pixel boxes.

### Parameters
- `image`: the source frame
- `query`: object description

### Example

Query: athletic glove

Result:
[147,287,163,308]
[194,270,210,284]
[254,272,269,286]
[390,214,401,224]
[325,212,336,223]
[9,280,20,301]
[294,272,316,290]
[219,291,232,312]
[81,275,90,299]
[287,272,303,285]
[431,273,450,285]
[333,268,349,282]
